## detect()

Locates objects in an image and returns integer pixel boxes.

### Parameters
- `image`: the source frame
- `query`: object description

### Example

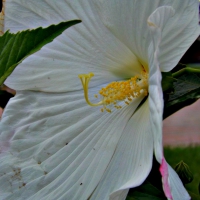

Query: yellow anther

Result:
[78,72,148,113]
[128,97,132,101]
[143,89,148,96]
[125,101,129,105]
[105,108,111,113]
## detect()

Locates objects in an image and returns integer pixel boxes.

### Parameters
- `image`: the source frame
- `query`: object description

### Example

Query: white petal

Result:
[147,1,200,73]
[90,100,153,200]
[0,89,144,200]
[148,6,173,164]
[148,6,172,199]
[147,6,190,199]
[167,163,190,199]
[159,0,200,72]
[4,0,142,92]
[4,1,199,91]
[160,158,190,200]
[91,0,200,71]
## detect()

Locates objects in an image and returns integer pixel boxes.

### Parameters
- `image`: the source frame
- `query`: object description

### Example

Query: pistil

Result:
[79,72,148,112]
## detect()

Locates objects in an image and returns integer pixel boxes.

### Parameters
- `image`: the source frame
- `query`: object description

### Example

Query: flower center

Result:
[78,72,148,112]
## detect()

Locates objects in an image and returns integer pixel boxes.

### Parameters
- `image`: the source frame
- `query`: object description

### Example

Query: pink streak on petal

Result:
[159,157,173,200]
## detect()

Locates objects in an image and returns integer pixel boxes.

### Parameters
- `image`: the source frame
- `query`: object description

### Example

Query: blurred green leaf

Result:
[199,182,200,195]
[127,182,166,200]
[165,146,200,196]
[163,65,200,119]
[161,72,175,93]
[188,191,200,200]
[0,19,81,85]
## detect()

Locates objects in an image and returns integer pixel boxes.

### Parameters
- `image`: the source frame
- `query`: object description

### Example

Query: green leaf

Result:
[198,182,200,195]
[163,65,200,119]
[188,191,200,200]
[161,72,175,93]
[0,19,81,85]
[127,182,166,200]
[199,182,200,195]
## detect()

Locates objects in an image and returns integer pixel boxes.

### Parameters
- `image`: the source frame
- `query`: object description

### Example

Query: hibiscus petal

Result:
[147,6,190,199]
[167,162,190,199]
[4,1,198,92]
[91,0,200,72]
[148,5,174,164]
[159,0,200,72]
[160,158,190,200]
[90,100,153,200]
[0,89,144,199]
[4,0,142,92]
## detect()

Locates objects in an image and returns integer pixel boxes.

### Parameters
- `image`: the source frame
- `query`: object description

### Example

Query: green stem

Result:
[172,67,200,78]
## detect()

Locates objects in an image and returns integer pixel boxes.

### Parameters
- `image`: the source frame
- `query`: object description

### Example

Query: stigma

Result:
[78,72,148,113]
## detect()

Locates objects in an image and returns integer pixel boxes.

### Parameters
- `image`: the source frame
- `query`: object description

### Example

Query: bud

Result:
[174,161,193,185]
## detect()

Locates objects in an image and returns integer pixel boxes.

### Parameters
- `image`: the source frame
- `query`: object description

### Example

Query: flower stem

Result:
[172,67,200,78]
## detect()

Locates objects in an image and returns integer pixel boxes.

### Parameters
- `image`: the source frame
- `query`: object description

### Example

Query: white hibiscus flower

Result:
[0,0,199,200]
